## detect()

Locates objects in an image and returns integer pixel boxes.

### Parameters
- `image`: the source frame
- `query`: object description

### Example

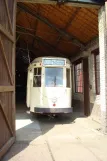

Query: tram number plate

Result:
[43,59,65,66]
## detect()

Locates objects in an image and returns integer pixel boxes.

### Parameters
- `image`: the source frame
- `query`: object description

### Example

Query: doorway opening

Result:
[16,1,99,115]
[0,0,102,160]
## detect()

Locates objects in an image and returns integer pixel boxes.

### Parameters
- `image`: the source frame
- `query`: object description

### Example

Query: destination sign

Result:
[43,59,65,66]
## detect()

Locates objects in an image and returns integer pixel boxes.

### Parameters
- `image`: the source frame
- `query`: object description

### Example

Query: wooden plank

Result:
[4,0,13,35]
[0,137,15,160]
[0,100,14,136]
[0,24,14,42]
[0,0,16,158]
[17,0,103,8]
[0,86,14,92]
[12,0,16,136]
[0,36,13,85]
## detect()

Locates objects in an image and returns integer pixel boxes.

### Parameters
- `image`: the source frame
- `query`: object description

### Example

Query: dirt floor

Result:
[2,103,107,161]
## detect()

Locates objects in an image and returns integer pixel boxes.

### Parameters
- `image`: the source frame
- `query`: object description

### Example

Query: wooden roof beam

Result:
[16,26,67,58]
[16,46,48,57]
[32,6,40,48]
[55,7,81,47]
[17,3,85,49]
[17,0,104,8]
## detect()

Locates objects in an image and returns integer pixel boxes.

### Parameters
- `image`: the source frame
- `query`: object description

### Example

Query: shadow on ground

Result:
[2,102,85,161]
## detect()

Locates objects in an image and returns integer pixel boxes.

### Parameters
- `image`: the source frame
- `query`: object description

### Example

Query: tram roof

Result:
[31,56,71,64]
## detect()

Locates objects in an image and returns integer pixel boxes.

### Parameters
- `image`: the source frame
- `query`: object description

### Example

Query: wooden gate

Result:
[0,0,16,159]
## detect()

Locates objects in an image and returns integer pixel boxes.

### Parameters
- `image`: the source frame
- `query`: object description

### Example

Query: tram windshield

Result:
[45,68,63,87]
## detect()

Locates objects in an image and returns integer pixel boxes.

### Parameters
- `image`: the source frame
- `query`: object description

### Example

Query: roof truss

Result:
[16,25,68,58]
[55,7,81,47]
[17,3,85,49]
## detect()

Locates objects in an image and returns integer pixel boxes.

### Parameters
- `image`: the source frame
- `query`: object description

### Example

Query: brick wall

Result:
[72,4,107,132]
[71,39,101,122]
[88,53,101,123]
[98,5,107,133]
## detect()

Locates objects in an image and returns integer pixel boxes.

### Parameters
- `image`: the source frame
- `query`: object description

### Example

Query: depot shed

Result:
[0,0,107,159]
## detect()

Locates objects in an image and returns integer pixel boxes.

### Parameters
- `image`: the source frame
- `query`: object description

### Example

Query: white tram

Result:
[26,57,72,114]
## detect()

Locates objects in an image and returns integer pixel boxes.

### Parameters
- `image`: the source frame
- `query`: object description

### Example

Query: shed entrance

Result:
[16,1,99,115]
[0,0,103,159]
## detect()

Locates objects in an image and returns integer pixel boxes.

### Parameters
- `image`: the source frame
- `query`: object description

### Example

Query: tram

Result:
[26,57,72,114]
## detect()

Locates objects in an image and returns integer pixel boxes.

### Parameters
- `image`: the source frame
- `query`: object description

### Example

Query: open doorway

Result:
[16,2,99,115]
[0,0,103,159]
[16,42,35,110]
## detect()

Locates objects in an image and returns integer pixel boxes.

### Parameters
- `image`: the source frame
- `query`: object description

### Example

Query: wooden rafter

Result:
[32,5,40,48]
[0,36,13,85]
[16,26,67,57]
[16,34,21,43]
[4,0,13,35]
[32,20,39,48]
[17,10,22,18]
[16,31,66,57]
[0,100,14,136]
[25,12,32,29]
[17,3,85,49]
[65,8,81,30]
[55,7,81,47]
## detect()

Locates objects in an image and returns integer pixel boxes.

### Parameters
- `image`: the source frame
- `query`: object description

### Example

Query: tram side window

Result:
[66,69,70,88]
[33,68,41,87]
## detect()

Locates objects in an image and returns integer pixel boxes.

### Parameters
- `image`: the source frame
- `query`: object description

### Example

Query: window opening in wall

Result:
[94,53,100,95]
[33,68,41,87]
[74,62,83,93]
[66,68,70,88]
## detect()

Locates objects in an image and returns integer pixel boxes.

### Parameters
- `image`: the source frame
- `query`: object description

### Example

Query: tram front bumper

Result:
[34,107,72,114]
